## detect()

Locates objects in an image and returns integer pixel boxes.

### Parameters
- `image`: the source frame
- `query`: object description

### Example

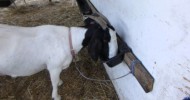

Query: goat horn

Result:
[84,15,107,30]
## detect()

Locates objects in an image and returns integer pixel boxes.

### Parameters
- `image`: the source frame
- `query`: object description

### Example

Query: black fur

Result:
[82,20,100,47]
[0,0,13,7]
[102,28,111,60]
[82,19,111,61]
[183,97,190,100]
[76,0,92,15]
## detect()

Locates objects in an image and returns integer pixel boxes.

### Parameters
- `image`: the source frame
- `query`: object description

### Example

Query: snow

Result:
[91,0,190,100]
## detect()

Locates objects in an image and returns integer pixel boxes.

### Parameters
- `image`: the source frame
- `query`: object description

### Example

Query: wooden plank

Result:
[124,52,154,93]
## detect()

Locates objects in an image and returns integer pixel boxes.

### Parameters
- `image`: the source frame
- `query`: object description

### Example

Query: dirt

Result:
[0,0,118,100]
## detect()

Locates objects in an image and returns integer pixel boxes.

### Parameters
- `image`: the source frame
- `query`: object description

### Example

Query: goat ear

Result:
[99,28,111,60]
[104,28,111,42]
[82,29,93,47]
[100,33,111,61]
[88,39,102,61]
[82,23,99,47]
[99,41,109,61]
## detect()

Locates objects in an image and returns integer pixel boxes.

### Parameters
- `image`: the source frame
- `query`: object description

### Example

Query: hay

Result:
[0,1,118,100]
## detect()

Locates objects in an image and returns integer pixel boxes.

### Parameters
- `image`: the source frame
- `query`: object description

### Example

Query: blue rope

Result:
[130,59,141,76]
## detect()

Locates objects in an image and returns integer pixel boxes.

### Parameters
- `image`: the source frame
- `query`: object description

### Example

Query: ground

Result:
[0,0,118,100]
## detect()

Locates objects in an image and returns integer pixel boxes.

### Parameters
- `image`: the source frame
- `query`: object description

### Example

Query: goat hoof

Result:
[58,80,63,86]
[52,95,61,100]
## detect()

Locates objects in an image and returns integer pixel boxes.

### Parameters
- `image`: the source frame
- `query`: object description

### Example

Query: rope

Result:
[74,61,131,82]
[73,55,142,82]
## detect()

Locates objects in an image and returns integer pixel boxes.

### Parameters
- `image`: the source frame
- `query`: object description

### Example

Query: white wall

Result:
[91,0,190,100]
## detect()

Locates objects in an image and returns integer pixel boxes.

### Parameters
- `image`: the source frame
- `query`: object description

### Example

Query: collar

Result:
[69,27,76,58]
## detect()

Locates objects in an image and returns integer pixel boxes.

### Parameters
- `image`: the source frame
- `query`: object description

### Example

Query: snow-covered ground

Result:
[91,0,190,100]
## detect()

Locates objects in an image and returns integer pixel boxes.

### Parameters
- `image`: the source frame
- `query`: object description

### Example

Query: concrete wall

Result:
[91,0,190,100]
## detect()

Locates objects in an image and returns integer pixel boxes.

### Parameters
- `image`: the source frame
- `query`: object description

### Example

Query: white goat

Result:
[0,23,118,100]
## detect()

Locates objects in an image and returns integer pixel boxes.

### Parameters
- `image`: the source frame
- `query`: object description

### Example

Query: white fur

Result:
[108,28,118,58]
[0,24,86,100]
[0,24,118,100]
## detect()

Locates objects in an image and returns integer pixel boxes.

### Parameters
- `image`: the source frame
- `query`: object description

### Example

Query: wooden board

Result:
[124,52,154,93]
